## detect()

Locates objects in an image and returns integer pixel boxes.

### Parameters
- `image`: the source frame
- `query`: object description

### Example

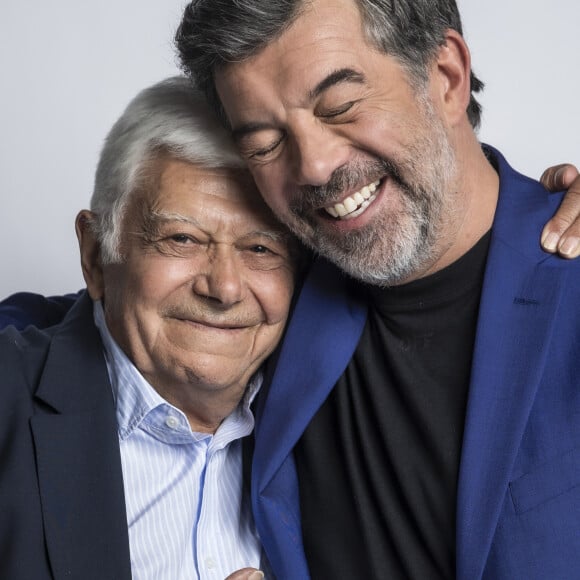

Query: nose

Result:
[289,121,349,187]
[191,247,244,307]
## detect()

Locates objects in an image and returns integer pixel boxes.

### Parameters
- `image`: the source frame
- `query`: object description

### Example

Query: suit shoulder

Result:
[0,323,54,354]
[0,324,53,398]
[0,290,79,330]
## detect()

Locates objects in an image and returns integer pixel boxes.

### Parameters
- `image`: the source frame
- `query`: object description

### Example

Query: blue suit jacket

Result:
[2,149,580,579]
[0,293,132,579]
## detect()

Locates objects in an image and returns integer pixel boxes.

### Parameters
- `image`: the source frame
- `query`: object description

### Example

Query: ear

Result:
[431,29,472,127]
[75,210,104,300]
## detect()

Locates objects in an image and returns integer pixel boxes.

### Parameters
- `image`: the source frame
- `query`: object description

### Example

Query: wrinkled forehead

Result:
[214,0,370,127]
[133,156,285,230]
[139,155,253,201]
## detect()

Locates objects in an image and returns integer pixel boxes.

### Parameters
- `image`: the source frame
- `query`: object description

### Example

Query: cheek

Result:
[130,260,194,303]
[256,273,295,324]
[141,257,192,284]
[353,107,416,157]
[103,263,189,331]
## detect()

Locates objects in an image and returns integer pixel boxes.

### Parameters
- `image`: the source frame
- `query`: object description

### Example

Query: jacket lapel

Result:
[254,259,367,492]
[31,294,131,580]
[252,259,367,577]
[456,245,565,580]
[456,149,567,580]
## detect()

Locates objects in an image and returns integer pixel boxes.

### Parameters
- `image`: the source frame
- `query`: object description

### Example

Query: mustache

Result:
[290,158,404,215]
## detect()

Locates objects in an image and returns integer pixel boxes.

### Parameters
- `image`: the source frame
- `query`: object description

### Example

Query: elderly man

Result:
[171,1,580,579]
[0,77,299,580]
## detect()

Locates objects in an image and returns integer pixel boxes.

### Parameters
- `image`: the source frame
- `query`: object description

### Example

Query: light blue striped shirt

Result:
[93,301,262,580]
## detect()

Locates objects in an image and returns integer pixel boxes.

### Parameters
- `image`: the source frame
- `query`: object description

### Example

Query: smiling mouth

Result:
[175,317,248,331]
[323,179,381,221]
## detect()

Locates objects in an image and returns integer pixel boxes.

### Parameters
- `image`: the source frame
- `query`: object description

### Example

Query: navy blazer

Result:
[3,149,580,579]
[0,292,132,579]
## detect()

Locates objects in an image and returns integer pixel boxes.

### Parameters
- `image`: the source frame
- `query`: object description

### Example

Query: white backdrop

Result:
[1,0,578,296]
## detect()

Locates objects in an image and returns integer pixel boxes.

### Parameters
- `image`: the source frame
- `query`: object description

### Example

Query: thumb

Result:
[224,567,264,580]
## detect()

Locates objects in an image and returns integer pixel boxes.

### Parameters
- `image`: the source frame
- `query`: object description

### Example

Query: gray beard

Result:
[310,190,434,286]
[287,102,457,286]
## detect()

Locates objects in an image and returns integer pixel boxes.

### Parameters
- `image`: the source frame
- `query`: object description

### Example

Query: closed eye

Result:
[248,135,285,159]
[317,101,356,119]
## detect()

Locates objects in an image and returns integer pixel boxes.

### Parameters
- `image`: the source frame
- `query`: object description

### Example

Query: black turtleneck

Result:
[295,230,491,579]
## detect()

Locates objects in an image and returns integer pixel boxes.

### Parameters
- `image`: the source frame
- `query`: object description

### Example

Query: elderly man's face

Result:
[215,0,461,285]
[83,157,295,405]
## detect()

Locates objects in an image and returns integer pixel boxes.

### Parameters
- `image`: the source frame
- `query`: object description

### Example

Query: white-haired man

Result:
[0,77,301,580]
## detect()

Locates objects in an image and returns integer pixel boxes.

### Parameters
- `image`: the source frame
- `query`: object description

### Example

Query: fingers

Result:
[224,567,264,580]
[540,164,579,192]
[540,170,580,258]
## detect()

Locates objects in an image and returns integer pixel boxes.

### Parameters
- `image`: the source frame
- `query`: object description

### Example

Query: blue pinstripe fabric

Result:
[93,301,262,579]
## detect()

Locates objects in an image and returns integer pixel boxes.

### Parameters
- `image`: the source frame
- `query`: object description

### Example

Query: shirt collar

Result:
[92,300,261,448]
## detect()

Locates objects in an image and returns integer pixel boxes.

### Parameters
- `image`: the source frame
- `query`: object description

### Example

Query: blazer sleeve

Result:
[0,291,80,330]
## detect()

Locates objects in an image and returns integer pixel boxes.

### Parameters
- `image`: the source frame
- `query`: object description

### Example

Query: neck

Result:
[150,378,249,434]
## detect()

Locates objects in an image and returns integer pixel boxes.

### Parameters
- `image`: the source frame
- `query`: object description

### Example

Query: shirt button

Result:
[205,557,216,569]
[165,415,180,429]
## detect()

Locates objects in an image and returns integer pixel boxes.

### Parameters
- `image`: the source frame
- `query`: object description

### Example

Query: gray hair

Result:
[91,75,245,263]
[175,0,484,129]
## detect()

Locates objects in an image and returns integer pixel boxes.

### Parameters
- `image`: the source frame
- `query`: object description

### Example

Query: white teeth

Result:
[324,180,381,220]
[343,197,357,213]
[343,195,377,220]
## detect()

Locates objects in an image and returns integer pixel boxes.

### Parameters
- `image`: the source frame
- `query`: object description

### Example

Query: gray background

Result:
[1,0,578,296]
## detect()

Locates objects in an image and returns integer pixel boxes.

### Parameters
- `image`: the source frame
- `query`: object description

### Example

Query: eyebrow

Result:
[240,229,288,245]
[231,121,275,143]
[146,211,202,230]
[231,68,366,142]
[309,68,366,100]
[144,210,288,243]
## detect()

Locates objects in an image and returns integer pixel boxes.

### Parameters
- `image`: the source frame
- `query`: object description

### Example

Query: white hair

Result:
[91,76,246,263]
